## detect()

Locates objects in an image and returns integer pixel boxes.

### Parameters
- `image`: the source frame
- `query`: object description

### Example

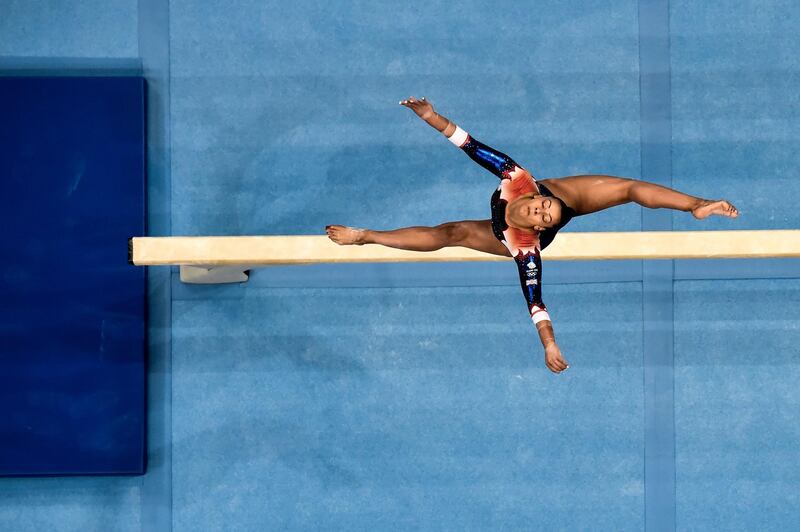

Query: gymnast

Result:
[326,96,739,374]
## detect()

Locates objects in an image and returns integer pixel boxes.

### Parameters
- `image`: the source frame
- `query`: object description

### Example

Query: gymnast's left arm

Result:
[400,95,457,137]
[399,96,528,180]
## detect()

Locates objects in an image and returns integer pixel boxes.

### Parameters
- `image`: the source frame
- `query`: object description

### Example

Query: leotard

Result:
[446,126,552,326]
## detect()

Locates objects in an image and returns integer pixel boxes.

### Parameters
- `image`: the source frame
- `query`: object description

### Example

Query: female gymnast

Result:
[326,97,739,374]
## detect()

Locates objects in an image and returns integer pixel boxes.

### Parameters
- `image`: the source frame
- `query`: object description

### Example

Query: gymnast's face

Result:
[509,194,562,232]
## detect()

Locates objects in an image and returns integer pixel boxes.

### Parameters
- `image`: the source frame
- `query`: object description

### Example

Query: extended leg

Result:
[326,220,511,257]
[544,175,738,219]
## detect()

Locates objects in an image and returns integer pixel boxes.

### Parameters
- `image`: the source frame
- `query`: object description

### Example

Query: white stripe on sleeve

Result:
[531,309,551,325]
[447,125,469,147]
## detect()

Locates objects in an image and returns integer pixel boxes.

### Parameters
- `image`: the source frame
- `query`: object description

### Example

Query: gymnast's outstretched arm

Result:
[400,96,531,181]
[515,253,569,374]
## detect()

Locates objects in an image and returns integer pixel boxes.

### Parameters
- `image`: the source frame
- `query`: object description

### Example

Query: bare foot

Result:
[325,225,367,245]
[692,199,739,220]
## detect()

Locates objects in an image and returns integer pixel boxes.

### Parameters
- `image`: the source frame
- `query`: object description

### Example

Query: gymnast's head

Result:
[508,193,575,232]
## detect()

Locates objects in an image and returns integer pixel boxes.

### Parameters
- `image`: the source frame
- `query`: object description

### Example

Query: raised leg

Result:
[326,220,511,257]
[544,175,738,219]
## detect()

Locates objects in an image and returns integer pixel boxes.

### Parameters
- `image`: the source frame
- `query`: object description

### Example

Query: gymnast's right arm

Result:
[538,320,568,374]
[400,96,529,180]
[514,254,569,374]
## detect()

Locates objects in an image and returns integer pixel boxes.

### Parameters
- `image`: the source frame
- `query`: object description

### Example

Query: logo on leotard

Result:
[526,279,538,286]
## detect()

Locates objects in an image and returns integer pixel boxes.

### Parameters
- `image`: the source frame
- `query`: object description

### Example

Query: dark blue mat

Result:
[0,76,146,476]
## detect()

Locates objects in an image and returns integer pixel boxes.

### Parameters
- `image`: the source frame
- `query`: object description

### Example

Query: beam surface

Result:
[130,231,800,266]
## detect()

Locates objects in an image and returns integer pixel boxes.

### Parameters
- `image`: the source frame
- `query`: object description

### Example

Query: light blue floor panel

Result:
[171,283,644,530]
[675,279,800,531]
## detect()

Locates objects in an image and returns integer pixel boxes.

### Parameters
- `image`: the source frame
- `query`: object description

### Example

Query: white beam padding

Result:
[128,230,800,284]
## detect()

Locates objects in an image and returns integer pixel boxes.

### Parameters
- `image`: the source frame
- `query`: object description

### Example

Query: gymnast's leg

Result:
[325,220,511,257]
[544,174,739,219]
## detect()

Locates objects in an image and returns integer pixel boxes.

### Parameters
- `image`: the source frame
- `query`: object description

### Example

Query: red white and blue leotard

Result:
[447,126,552,327]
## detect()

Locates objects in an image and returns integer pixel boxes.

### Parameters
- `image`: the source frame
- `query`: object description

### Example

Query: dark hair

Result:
[551,196,576,232]
[538,196,576,250]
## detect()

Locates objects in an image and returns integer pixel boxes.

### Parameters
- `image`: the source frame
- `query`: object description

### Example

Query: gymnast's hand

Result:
[691,199,739,220]
[399,96,435,120]
[544,342,569,374]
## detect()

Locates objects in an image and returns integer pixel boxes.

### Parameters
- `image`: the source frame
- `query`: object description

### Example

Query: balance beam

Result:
[128,230,800,284]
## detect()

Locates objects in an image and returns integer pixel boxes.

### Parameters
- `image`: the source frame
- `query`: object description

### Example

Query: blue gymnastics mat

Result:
[0,76,147,476]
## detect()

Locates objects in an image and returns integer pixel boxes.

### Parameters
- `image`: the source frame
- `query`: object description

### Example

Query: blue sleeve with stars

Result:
[447,126,522,180]
[514,251,551,325]
[460,136,521,179]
